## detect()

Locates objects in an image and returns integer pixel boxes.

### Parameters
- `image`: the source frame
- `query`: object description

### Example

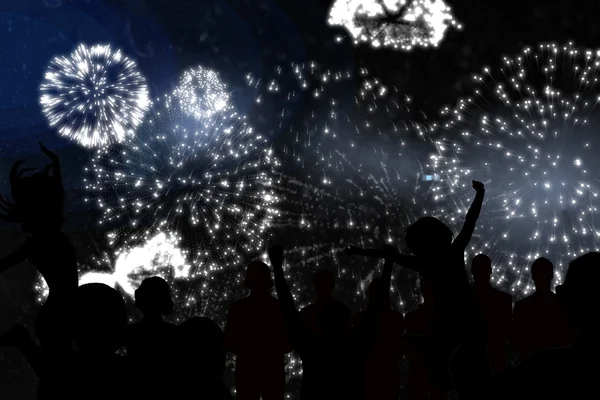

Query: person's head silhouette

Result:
[472,254,492,285]
[0,143,64,234]
[244,261,273,294]
[367,278,391,309]
[72,283,127,354]
[557,252,600,335]
[313,268,335,302]
[134,276,174,319]
[531,257,554,293]
[405,216,453,256]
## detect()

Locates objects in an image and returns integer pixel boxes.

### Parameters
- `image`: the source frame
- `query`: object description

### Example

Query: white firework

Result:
[328,0,461,51]
[82,94,279,273]
[34,231,191,306]
[39,43,150,148]
[420,42,600,297]
[173,65,231,120]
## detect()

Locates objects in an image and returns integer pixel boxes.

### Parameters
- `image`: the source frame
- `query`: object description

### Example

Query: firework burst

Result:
[420,42,600,297]
[39,44,150,148]
[328,0,461,51]
[173,65,232,120]
[82,94,279,277]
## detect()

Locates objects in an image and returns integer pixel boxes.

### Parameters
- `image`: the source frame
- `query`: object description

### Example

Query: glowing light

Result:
[172,65,231,120]
[34,231,190,303]
[39,44,150,148]
[421,42,600,295]
[328,0,461,51]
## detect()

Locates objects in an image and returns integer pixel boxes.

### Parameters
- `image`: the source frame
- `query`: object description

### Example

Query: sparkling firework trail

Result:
[420,42,600,297]
[247,61,430,185]
[173,65,232,120]
[328,0,461,51]
[39,44,150,148]
[82,93,279,276]
[246,61,428,313]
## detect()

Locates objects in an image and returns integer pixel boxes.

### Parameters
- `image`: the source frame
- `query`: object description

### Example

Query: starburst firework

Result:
[39,43,150,148]
[420,42,600,296]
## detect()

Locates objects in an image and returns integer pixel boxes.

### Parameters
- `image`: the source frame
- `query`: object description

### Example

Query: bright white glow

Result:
[328,0,461,51]
[39,44,150,148]
[173,65,231,120]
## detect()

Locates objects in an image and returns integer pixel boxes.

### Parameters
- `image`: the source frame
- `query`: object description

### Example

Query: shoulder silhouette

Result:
[224,260,291,400]
[300,268,348,337]
[269,245,363,400]
[484,252,600,400]
[353,277,405,400]
[178,317,233,400]
[471,254,512,372]
[124,276,178,399]
[512,257,576,361]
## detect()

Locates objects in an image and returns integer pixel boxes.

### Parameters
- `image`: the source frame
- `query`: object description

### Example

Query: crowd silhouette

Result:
[0,146,597,400]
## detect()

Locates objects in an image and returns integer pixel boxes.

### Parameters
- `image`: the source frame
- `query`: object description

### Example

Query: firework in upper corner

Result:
[327,0,461,51]
[39,43,150,148]
[419,42,600,297]
[82,93,279,274]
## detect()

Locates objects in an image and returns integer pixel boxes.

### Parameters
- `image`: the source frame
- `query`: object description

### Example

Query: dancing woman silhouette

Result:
[0,142,77,351]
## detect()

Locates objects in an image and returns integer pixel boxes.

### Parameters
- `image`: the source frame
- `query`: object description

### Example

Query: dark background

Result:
[1,0,599,398]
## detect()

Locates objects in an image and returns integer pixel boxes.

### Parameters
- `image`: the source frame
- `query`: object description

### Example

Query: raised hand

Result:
[472,180,485,194]
[39,142,59,163]
[268,244,284,268]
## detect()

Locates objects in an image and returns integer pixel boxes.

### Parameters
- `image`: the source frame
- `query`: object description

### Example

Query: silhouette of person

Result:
[512,257,576,361]
[0,283,130,400]
[124,276,179,399]
[405,278,447,400]
[124,276,178,357]
[178,317,234,400]
[346,180,486,391]
[224,260,292,400]
[353,277,405,400]
[300,268,346,337]
[471,254,512,373]
[269,244,365,400]
[0,142,77,352]
[452,252,600,400]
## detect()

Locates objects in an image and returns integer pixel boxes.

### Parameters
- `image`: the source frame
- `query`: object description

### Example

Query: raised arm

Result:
[0,241,31,274]
[453,180,485,251]
[268,245,306,352]
[358,245,397,348]
[346,245,422,274]
[39,142,62,188]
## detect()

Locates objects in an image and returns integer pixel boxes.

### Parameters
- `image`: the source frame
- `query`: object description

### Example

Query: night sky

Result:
[1,0,599,398]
